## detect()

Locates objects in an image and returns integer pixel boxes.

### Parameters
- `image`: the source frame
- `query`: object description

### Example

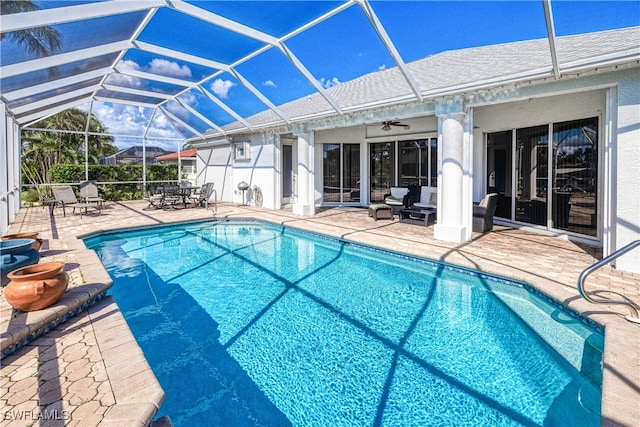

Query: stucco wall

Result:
[196,134,279,209]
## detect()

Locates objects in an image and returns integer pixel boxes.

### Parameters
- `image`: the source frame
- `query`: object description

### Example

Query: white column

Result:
[434,98,471,243]
[0,103,9,234]
[292,126,315,216]
[8,117,19,223]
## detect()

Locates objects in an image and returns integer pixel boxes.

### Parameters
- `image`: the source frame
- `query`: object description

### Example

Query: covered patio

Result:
[1,201,639,425]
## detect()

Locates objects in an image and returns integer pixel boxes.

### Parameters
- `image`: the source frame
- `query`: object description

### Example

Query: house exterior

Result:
[101,146,172,166]
[191,27,640,274]
[156,149,198,183]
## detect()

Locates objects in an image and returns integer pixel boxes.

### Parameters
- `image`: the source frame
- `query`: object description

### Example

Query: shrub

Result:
[49,164,179,201]
[21,189,41,205]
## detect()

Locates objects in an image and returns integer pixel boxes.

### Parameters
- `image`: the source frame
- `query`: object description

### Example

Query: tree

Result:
[1,1,62,61]
[21,109,118,186]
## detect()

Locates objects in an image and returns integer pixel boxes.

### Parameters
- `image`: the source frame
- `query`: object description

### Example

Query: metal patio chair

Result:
[80,180,104,209]
[50,185,99,217]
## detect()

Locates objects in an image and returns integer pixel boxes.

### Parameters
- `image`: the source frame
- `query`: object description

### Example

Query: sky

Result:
[3,0,639,151]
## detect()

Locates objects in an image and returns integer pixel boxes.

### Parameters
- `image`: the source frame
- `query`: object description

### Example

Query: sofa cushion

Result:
[414,186,437,208]
[389,187,407,199]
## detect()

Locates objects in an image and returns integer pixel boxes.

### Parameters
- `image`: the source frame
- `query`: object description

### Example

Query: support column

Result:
[1,103,9,234]
[434,98,471,243]
[292,126,315,216]
[8,116,19,224]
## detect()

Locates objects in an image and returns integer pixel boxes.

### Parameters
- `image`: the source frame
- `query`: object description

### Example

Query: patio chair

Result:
[144,185,164,209]
[160,185,182,209]
[188,182,215,208]
[79,180,104,209]
[50,185,98,217]
[384,187,408,214]
[473,193,498,233]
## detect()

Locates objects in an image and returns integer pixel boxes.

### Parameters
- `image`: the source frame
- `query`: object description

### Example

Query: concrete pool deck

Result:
[1,200,638,426]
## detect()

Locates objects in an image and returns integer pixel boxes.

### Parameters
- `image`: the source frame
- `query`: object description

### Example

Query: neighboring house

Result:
[191,27,640,274]
[101,146,172,165]
[156,149,198,182]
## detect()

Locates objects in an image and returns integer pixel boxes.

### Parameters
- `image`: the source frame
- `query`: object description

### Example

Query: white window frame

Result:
[233,141,251,162]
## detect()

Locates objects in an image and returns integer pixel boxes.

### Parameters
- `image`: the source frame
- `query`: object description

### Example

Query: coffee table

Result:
[399,207,435,226]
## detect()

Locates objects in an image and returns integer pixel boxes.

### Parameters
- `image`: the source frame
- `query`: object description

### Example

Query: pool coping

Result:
[2,213,638,426]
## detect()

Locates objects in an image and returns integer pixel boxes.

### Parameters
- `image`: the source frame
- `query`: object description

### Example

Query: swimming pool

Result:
[84,220,603,426]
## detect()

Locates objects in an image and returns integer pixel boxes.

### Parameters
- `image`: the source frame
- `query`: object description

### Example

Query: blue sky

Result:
[5,1,640,151]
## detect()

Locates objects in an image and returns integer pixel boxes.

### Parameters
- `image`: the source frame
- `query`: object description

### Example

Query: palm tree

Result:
[21,109,117,185]
[1,1,62,61]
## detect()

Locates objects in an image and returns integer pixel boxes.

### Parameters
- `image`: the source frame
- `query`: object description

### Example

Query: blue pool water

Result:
[84,220,603,427]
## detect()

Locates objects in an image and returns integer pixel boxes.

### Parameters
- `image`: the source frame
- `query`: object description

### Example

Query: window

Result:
[233,142,250,161]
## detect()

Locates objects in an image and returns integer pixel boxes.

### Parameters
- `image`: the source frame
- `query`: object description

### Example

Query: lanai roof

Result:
[1,1,639,145]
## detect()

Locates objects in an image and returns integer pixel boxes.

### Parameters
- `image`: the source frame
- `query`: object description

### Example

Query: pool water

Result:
[84,221,603,427]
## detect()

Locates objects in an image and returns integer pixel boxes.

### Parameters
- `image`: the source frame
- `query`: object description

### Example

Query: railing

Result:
[578,240,640,323]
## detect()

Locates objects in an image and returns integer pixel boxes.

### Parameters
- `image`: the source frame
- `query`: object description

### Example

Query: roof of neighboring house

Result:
[105,146,172,159]
[216,26,639,134]
[156,149,198,161]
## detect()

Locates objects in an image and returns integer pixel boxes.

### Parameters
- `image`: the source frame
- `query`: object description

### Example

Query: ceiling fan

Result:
[381,120,410,131]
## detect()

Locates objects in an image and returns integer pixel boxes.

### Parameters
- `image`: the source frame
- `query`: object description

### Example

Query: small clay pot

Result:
[5,261,69,311]
[2,232,43,251]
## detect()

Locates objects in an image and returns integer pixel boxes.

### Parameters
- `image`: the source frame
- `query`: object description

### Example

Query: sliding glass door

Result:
[399,138,438,187]
[486,117,598,237]
[370,142,395,203]
[515,125,548,226]
[322,143,361,203]
[552,118,598,236]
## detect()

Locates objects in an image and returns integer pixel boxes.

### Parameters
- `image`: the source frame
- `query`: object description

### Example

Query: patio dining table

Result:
[152,185,199,209]
[176,186,199,208]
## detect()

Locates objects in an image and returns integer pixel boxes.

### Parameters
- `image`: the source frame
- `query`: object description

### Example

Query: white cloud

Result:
[263,80,276,87]
[147,58,192,78]
[90,102,180,148]
[319,77,341,89]
[378,64,387,70]
[210,78,236,98]
[106,60,143,87]
[86,59,194,146]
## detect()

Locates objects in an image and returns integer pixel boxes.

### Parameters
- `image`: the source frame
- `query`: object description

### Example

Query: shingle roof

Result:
[224,26,639,134]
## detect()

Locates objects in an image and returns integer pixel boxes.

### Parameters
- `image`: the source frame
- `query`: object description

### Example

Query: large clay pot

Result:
[2,232,43,251]
[5,261,69,311]
[1,239,41,286]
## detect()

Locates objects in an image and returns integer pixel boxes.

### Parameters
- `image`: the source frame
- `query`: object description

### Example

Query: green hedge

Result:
[46,164,180,201]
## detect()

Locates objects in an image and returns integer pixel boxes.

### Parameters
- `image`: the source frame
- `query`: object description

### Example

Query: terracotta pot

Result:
[2,232,43,251]
[5,261,69,311]
[1,239,41,287]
